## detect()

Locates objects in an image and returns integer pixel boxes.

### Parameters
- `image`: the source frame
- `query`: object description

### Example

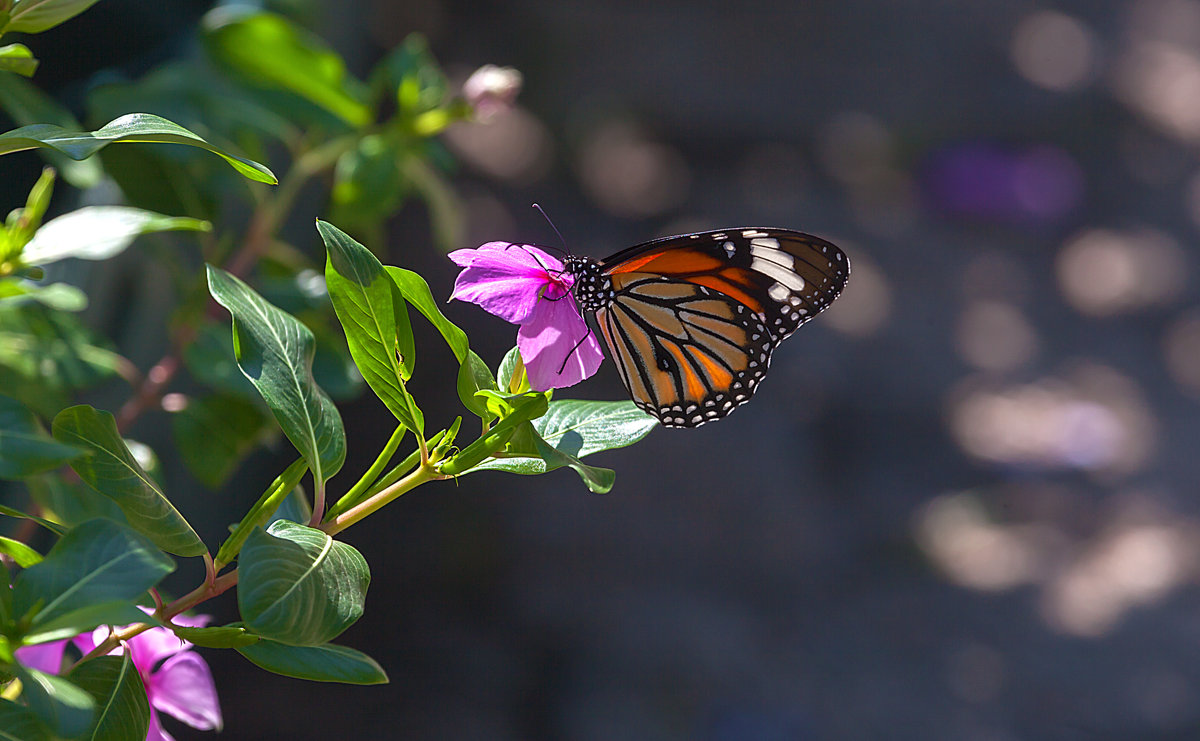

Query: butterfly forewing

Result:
[573,228,848,428]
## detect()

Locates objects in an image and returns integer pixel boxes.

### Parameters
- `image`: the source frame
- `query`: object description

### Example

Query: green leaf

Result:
[20,601,149,646]
[531,400,657,455]
[0,304,122,414]
[0,502,64,536]
[0,280,88,311]
[456,350,498,421]
[0,535,40,567]
[182,322,259,399]
[171,624,260,649]
[0,73,101,187]
[171,392,271,488]
[11,519,172,634]
[6,0,101,33]
[369,33,446,115]
[385,266,467,363]
[0,394,84,479]
[496,346,529,394]
[0,44,37,77]
[23,475,124,530]
[68,654,149,741]
[14,667,94,738]
[202,8,370,128]
[0,113,277,184]
[20,207,209,266]
[468,400,656,493]
[319,220,421,432]
[52,406,205,557]
[330,134,408,230]
[437,393,549,476]
[238,520,369,646]
[4,166,54,256]
[236,639,387,684]
[0,698,49,741]
[206,266,346,485]
[214,457,307,568]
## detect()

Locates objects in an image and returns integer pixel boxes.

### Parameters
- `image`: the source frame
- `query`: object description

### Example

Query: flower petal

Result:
[149,652,223,731]
[449,242,567,324]
[146,707,176,741]
[15,640,68,674]
[129,612,210,671]
[518,294,604,390]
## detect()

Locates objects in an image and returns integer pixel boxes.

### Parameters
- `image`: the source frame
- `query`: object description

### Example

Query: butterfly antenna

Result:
[532,203,569,255]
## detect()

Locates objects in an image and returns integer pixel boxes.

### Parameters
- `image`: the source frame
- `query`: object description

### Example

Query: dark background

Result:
[15,0,1200,739]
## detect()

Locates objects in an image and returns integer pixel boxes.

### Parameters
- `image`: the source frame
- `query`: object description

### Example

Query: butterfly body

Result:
[565,228,849,428]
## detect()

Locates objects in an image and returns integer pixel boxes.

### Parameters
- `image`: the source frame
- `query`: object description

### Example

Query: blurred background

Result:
[12,0,1200,738]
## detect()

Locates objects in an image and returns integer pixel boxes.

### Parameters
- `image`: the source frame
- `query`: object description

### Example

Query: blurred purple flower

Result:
[922,142,1083,224]
[16,609,222,741]
[449,241,604,390]
[462,65,523,121]
[14,639,70,674]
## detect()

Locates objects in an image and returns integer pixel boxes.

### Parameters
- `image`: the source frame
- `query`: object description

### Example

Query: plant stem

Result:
[321,463,443,536]
[327,425,406,519]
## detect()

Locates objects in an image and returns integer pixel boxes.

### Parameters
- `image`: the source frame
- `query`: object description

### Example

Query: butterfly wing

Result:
[594,228,849,427]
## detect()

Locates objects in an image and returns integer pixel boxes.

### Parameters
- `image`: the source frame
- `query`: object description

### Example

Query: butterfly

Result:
[563,227,849,428]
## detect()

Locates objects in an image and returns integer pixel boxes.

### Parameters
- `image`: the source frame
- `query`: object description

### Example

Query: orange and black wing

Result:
[594,228,849,427]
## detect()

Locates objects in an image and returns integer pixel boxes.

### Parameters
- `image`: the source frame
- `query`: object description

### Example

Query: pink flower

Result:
[449,241,604,390]
[14,610,221,741]
[462,65,523,121]
[14,609,222,741]
[14,639,70,674]
[85,610,223,741]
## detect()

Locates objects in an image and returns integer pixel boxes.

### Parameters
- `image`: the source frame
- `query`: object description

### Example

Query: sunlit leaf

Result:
[0,535,40,567]
[21,207,209,266]
[6,0,101,33]
[468,400,656,493]
[0,113,277,183]
[319,221,420,432]
[0,44,37,77]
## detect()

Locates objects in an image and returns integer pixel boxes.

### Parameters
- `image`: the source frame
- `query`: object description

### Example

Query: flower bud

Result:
[462,64,523,121]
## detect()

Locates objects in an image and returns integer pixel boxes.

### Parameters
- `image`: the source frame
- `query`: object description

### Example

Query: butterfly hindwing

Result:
[596,275,778,428]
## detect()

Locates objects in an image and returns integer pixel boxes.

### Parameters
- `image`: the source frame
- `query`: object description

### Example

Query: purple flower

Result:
[16,610,222,741]
[14,639,70,674]
[87,611,222,741]
[449,241,604,390]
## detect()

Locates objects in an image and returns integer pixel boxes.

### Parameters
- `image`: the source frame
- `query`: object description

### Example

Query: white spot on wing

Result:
[752,257,807,292]
[767,282,791,302]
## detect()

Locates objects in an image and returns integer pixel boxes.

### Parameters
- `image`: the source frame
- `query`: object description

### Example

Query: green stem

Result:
[327,425,407,519]
[321,463,442,536]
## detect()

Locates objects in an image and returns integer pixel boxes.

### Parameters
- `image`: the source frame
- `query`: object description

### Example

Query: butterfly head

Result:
[565,255,613,313]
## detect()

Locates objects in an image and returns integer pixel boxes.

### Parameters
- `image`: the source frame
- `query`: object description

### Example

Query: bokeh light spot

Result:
[1011,10,1098,91]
